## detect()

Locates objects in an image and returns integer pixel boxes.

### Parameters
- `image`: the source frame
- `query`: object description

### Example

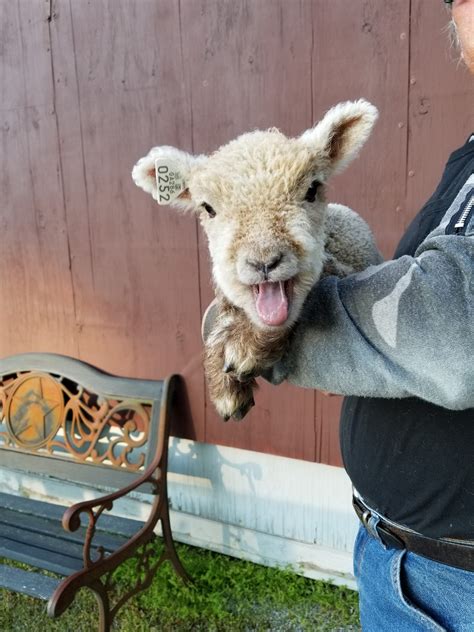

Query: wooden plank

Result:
[179,0,317,461]
[316,396,343,468]
[0,539,82,576]
[0,564,60,601]
[0,492,143,539]
[406,2,474,225]
[309,0,411,259]
[0,0,77,358]
[0,523,86,564]
[48,0,204,441]
[308,0,410,466]
[1,444,151,489]
[0,508,128,553]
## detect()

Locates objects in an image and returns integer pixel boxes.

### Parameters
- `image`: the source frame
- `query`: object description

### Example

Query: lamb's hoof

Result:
[232,397,255,421]
[213,380,256,422]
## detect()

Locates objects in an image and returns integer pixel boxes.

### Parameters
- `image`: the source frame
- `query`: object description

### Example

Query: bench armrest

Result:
[48,462,171,619]
[62,464,162,533]
[61,460,165,567]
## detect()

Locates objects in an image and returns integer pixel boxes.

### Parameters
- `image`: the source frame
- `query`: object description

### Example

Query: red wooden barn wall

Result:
[0,1,472,466]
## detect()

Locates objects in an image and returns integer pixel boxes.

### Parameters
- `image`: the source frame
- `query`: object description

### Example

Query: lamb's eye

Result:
[304,180,322,203]
[202,202,216,218]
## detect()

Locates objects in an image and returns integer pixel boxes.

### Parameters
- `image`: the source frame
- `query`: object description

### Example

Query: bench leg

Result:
[161,505,193,585]
[90,581,112,632]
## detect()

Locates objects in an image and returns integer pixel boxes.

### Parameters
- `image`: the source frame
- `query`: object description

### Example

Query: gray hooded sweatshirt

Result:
[268,169,474,411]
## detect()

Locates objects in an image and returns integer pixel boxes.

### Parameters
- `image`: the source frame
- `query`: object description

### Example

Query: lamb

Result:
[132,99,382,421]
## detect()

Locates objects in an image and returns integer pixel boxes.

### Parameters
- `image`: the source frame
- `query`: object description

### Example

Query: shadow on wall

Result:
[169,436,263,496]
[166,432,356,553]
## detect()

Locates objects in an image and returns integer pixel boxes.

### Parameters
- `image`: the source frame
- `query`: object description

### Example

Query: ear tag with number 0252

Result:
[154,158,186,205]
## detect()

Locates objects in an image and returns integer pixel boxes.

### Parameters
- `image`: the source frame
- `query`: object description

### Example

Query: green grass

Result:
[0,543,360,631]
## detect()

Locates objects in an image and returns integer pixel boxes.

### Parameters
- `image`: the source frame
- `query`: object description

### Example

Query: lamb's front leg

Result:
[203,300,288,420]
[204,301,258,420]
[204,347,256,421]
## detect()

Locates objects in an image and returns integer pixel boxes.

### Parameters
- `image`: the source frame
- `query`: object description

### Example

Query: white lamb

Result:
[133,99,382,421]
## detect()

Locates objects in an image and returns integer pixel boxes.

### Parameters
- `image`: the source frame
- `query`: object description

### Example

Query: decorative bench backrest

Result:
[0,354,173,491]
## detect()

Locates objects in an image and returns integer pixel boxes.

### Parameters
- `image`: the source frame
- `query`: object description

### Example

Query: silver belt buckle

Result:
[361,510,371,528]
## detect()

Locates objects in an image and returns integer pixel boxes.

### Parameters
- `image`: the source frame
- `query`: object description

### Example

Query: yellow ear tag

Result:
[154,158,186,205]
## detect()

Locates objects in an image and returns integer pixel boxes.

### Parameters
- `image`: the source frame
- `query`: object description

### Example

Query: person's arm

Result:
[267,230,474,411]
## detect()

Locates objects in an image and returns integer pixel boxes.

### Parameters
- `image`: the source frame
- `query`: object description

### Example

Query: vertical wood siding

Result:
[0,0,472,465]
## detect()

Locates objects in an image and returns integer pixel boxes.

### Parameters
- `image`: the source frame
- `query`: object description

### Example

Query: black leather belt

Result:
[353,495,474,572]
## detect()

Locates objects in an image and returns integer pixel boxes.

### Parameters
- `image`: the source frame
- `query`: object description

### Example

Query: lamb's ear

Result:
[132,146,204,210]
[299,99,378,174]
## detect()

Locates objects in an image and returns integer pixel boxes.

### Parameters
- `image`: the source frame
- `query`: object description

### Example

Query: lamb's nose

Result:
[247,254,283,277]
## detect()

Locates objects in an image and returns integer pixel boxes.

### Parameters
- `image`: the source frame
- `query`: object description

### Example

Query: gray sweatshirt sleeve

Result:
[269,216,474,411]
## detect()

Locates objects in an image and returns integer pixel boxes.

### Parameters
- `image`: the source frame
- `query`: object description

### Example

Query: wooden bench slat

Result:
[0,564,60,601]
[0,523,87,563]
[0,492,145,538]
[0,492,65,520]
[0,538,83,575]
[0,507,129,552]
[1,452,155,493]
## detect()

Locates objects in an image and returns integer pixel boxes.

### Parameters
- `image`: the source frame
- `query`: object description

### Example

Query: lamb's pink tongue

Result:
[255,281,288,326]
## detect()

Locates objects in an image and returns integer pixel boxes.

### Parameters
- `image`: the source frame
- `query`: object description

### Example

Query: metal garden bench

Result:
[0,353,190,631]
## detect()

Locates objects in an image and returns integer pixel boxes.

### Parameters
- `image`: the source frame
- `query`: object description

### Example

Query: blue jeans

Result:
[354,525,474,631]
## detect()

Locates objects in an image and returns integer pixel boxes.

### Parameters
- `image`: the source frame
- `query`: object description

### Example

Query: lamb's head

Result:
[133,100,377,330]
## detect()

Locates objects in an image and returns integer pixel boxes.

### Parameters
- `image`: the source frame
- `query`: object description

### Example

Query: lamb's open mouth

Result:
[252,279,294,326]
